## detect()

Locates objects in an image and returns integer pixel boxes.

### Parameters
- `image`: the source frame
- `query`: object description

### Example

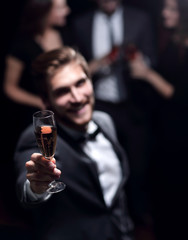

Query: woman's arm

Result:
[4,56,45,109]
[129,53,174,98]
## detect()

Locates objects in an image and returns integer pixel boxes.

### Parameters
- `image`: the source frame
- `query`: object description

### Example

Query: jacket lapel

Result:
[56,124,105,205]
[56,116,129,208]
[93,114,130,206]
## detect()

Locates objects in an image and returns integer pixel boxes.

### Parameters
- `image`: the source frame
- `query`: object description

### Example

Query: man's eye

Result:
[53,88,69,97]
[76,78,87,87]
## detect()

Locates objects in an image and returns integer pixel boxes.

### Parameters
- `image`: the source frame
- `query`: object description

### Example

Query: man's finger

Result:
[27,167,61,181]
[30,153,56,169]
[27,172,56,182]
[25,160,38,173]
[26,160,60,176]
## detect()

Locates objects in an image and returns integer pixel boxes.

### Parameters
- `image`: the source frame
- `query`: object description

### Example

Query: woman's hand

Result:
[128,52,151,80]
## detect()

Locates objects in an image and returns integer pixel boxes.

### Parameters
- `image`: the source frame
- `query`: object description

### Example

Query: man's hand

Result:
[26,153,61,194]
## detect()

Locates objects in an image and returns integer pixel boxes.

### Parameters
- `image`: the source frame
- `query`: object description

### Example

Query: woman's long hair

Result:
[19,0,53,37]
[175,0,188,44]
[159,0,188,58]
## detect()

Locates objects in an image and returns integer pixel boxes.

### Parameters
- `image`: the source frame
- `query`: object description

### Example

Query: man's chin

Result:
[66,120,90,132]
[59,113,92,131]
[72,115,92,129]
[68,105,93,123]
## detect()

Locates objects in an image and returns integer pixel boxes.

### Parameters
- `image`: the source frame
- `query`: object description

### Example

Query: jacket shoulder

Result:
[93,111,118,142]
[16,124,36,152]
[93,110,113,124]
[124,5,150,17]
[123,5,152,26]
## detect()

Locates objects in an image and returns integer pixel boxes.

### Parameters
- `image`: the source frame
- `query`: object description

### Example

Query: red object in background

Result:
[107,46,119,62]
[125,43,138,61]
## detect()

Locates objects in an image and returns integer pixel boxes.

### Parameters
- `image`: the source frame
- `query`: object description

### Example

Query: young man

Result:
[14,47,133,240]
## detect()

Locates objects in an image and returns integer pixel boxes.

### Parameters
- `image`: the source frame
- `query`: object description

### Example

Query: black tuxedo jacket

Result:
[14,111,133,240]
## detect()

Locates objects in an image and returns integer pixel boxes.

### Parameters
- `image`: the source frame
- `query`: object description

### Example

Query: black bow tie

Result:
[79,127,101,142]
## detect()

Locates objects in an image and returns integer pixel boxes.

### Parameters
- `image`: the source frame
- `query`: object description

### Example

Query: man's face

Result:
[46,61,94,131]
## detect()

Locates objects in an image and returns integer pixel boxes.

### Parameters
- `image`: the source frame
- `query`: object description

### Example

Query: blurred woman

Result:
[4,0,70,118]
[3,0,70,135]
[3,0,70,160]
[128,0,188,239]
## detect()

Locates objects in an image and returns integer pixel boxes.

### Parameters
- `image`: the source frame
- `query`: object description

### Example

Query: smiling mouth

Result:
[68,102,88,114]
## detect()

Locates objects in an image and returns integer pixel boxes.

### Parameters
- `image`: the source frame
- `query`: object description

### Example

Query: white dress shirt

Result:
[83,121,122,206]
[25,121,122,207]
[92,7,124,59]
[92,7,126,102]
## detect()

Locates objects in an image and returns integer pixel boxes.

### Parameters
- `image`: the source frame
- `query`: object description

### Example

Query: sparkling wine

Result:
[35,125,57,159]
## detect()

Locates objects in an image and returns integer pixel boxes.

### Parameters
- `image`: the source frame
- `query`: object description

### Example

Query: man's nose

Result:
[70,88,82,102]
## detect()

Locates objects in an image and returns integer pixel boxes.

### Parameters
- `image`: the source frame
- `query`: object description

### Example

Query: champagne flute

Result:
[33,110,66,193]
